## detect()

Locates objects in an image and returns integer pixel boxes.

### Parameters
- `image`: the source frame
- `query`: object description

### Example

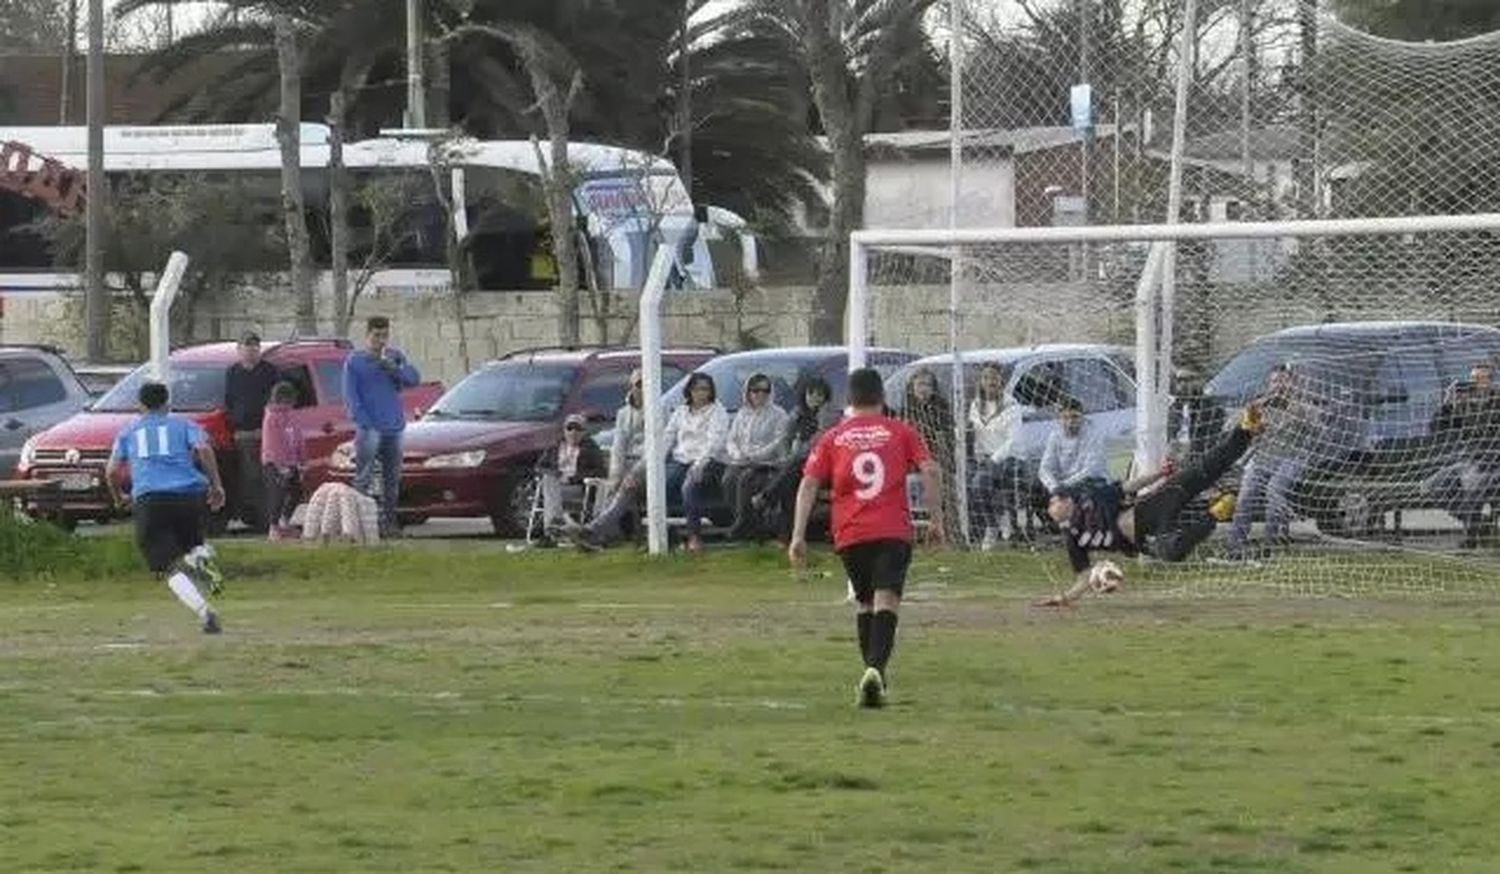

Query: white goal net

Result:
[854,214,1500,595]
[839,0,1500,594]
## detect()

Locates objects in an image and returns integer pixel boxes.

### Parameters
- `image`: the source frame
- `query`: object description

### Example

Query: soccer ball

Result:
[1090,561,1124,593]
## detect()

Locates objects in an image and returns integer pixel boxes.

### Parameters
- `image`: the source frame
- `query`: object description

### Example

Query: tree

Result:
[732,0,940,343]
[0,0,68,50]
[275,15,317,335]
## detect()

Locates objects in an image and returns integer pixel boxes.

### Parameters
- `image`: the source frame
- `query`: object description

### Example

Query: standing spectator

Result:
[901,368,958,534]
[1039,396,1110,496]
[223,331,279,531]
[966,363,1030,547]
[536,413,606,543]
[342,316,421,537]
[723,373,790,540]
[1426,361,1500,549]
[663,372,730,553]
[573,370,649,549]
[1226,364,1320,559]
[260,381,307,541]
[752,375,839,540]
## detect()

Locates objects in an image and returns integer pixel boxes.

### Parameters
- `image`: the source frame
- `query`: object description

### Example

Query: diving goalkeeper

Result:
[1036,404,1265,607]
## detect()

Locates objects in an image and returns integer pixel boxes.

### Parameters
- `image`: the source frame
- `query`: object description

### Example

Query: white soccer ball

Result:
[1090,561,1124,593]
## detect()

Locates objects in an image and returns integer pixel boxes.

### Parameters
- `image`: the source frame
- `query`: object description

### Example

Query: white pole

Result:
[1132,242,1167,473]
[148,251,190,386]
[639,245,676,556]
[947,0,971,545]
[852,212,1500,247]
[405,0,425,128]
[1160,0,1198,466]
[846,240,869,371]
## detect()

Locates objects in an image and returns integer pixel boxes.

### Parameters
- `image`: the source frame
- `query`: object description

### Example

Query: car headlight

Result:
[423,450,486,469]
[330,442,356,470]
[18,436,39,472]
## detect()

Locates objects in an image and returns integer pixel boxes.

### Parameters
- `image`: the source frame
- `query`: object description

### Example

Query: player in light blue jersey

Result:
[106,381,228,633]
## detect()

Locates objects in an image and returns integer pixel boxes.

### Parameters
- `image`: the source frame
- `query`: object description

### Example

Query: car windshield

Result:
[426,362,575,422]
[91,363,228,412]
[667,353,832,413]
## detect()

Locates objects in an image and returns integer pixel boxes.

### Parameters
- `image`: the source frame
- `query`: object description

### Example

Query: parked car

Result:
[663,346,921,415]
[0,344,93,480]
[15,339,443,530]
[886,344,1139,473]
[1203,321,1500,535]
[328,346,718,535]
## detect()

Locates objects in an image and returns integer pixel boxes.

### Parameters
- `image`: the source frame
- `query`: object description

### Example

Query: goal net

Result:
[857,216,1500,596]
[842,1,1500,594]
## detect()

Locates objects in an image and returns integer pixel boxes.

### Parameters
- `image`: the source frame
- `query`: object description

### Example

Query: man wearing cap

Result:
[534,412,606,544]
[224,331,280,530]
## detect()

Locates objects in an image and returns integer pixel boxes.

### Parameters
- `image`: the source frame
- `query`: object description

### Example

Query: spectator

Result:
[536,413,606,544]
[663,372,730,553]
[1425,361,1500,549]
[572,370,648,549]
[1039,396,1110,496]
[260,381,307,542]
[342,316,421,537]
[723,373,791,540]
[223,331,279,531]
[1225,364,1319,559]
[752,375,839,540]
[966,362,1031,547]
[901,368,958,533]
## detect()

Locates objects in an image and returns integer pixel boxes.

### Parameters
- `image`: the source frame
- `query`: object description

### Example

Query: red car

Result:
[327,346,716,534]
[16,339,443,530]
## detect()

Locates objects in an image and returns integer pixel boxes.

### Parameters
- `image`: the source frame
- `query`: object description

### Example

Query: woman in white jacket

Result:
[663,372,731,552]
[722,372,790,540]
[968,362,1030,546]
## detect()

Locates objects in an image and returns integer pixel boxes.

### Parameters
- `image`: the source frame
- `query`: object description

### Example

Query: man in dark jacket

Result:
[223,331,280,530]
[1426,361,1500,548]
[535,413,606,545]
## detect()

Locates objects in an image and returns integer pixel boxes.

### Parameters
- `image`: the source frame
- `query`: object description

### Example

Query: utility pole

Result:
[406,0,426,127]
[85,0,108,363]
[60,0,78,123]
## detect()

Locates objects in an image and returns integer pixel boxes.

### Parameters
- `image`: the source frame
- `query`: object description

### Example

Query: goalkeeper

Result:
[1036,404,1265,607]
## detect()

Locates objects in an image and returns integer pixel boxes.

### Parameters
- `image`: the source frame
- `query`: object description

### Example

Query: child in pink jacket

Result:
[261,381,307,541]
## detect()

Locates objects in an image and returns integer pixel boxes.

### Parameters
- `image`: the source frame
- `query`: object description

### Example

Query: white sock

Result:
[167,572,209,619]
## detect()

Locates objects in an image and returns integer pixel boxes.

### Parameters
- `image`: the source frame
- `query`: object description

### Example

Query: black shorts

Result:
[134,493,207,573]
[838,539,913,603]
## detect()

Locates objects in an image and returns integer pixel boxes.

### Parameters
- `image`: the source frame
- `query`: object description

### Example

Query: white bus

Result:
[0,123,756,295]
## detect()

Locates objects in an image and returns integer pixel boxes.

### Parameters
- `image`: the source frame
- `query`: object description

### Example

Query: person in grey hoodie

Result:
[572,369,646,547]
[722,372,791,540]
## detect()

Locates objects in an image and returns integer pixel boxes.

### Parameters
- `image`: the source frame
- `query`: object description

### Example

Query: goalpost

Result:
[852,213,1500,594]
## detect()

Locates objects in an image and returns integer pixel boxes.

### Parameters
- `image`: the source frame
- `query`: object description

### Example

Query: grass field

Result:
[6,537,1500,872]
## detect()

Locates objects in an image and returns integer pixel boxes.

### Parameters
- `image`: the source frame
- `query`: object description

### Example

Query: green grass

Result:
[5,540,1500,872]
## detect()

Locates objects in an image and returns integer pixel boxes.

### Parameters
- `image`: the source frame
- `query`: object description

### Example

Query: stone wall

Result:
[2,277,1135,385]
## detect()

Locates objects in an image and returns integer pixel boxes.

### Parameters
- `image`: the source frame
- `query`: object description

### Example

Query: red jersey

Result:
[803,414,931,550]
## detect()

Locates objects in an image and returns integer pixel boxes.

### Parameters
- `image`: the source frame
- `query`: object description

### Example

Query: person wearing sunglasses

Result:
[723,373,790,541]
[535,412,605,545]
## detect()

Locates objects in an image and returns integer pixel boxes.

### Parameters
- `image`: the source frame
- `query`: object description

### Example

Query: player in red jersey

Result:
[788,368,946,708]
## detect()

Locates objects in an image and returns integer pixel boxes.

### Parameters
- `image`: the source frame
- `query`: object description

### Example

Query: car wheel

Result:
[491,471,539,538]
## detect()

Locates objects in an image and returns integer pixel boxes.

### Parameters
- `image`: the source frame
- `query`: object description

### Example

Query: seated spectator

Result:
[966,362,1030,547]
[261,381,307,542]
[752,376,839,539]
[723,373,790,540]
[572,370,647,547]
[1039,396,1110,496]
[1424,360,1500,549]
[1226,364,1322,559]
[901,368,958,529]
[663,372,730,553]
[537,413,606,543]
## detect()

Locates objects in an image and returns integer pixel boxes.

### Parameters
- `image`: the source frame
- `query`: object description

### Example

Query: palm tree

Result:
[729,0,941,343]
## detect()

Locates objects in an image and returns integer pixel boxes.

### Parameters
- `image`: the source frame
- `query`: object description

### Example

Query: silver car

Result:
[0,346,92,480]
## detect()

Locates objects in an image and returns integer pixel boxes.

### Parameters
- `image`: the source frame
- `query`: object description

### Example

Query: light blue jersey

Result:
[113,413,210,499]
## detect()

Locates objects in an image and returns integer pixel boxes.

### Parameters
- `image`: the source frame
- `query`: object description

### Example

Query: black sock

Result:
[856,612,873,665]
[869,610,899,673]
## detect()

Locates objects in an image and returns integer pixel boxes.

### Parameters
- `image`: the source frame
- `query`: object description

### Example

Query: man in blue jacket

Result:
[343,315,421,535]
